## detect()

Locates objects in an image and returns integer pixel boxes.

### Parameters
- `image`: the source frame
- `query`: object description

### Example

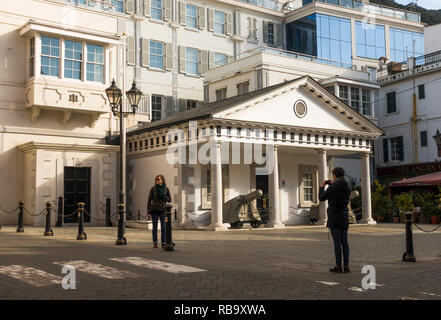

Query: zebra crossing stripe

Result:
[53,260,140,279]
[109,257,207,273]
[0,265,62,287]
[316,281,339,286]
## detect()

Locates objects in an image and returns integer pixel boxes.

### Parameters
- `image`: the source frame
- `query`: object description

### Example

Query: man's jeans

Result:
[330,228,350,268]
[151,212,166,245]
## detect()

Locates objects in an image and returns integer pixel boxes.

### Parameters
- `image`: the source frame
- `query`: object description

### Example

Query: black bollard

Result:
[17,201,24,233]
[115,203,127,245]
[138,209,140,221]
[106,197,112,227]
[163,205,174,251]
[44,201,54,236]
[403,211,416,262]
[56,196,63,227]
[77,202,87,240]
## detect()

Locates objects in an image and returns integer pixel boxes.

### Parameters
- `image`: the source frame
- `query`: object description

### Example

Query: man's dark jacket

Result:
[318,177,351,230]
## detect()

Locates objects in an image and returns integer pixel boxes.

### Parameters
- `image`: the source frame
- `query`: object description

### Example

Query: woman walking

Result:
[147,174,172,248]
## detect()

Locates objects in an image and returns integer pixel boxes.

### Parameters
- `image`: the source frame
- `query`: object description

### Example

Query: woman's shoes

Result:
[329,266,343,273]
[344,268,351,273]
[162,243,165,248]
[153,243,158,248]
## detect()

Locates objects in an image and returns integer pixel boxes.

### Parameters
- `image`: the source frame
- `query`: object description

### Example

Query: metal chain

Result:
[83,209,117,222]
[413,223,441,233]
[23,207,46,217]
[0,205,19,215]
[55,209,79,218]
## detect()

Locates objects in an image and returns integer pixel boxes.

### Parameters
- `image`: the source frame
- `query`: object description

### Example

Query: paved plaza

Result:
[0,223,440,300]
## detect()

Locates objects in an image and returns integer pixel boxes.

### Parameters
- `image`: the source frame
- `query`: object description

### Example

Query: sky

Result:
[394,0,441,10]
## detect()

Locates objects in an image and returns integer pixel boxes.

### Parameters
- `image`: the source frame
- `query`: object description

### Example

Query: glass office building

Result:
[355,21,386,60]
[390,27,424,62]
[286,13,352,67]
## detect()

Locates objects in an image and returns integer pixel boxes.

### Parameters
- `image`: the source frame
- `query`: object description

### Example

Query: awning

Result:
[389,171,441,188]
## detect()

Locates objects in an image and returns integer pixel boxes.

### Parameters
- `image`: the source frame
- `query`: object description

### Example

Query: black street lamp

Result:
[433,129,441,158]
[106,79,142,245]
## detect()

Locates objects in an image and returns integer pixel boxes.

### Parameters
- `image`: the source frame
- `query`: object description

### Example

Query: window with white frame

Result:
[237,81,249,95]
[151,95,162,122]
[151,0,163,20]
[41,36,60,77]
[339,85,373,117]
[149,40,163,69]
[185,47,198,75]
[338,85,349,105]
[86,44,104,82]
[29,37,35,78]
[187,99,197,110]
[299,165,318,207]
[214,11,226,34]
[215,88,227,101]
[350,87,360,113]
[390,137,402,161]
[362,89,371,116]
[214,53,227,67]
[267,22,275,44]
[186,4,197,28]
[111,0,124,12]
[64,40,82,80]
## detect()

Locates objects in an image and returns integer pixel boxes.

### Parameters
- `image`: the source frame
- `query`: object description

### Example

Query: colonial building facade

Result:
[0,0,424,227]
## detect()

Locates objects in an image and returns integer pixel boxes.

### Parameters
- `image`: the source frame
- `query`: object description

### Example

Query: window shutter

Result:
[179,46,186,74]
[253,18,257,39]
[398,136,404,161]
[165,42,172,70]
[263,20,269,43]
[166,96,173,117]
[197,50,202,75]
[141,38,149,67]
[127,36,135,65]
[198,6,205,29]
[164,0,172,21]
[226,13,232,35]
[125,0,134,14]
[201,50,209,74]
[141,94,150,116]
[143,0,150,17]
[179,98,187,113]
[275,23,282,46]
[247,17,252,38]
[208,9,214,32]
[179,2,186,25]
[383,138,389,163]
[208,51,214,70]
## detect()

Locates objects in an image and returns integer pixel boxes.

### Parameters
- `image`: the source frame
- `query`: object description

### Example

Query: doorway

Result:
[64,167,91,223]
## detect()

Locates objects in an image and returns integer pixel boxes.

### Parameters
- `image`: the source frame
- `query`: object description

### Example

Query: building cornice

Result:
[18,142,119,153]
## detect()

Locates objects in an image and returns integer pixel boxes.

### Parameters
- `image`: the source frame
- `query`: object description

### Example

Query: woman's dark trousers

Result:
[330,228,349,269]
[151,212,166,245]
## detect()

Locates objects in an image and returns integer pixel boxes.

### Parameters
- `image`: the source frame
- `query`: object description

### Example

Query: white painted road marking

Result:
[110,257,207,273]
[0,265,62,287]
[316,281,339,286]
[348,287,365,292]
[421,291,441,298]
[53,260,140,279]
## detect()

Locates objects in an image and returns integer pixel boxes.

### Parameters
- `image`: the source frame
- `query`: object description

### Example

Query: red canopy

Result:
[389,171,441,188]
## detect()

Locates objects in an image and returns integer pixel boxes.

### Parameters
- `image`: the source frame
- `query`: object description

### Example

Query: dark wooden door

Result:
[64,167,91,223]
[256,174,269,223]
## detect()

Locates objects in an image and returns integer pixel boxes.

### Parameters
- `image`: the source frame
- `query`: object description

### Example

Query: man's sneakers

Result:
[329,266,351,273]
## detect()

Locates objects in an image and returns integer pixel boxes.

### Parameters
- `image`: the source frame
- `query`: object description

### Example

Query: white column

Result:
[210,141,227,231]
[318,149,328,225]
[361,152,376,224]
[267,145,284,228]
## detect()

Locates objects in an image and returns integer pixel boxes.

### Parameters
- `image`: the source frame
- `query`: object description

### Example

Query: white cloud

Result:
[395,0,441,10]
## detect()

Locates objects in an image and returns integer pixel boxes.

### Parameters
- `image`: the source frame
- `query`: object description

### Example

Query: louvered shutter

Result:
[253,18,257,39]
[127,36,135,65]
[201,50,209,74]
[165,42,172,70]
[398,136,404,161]
[276,23,282,46]
[179,98,187,113]
[263,20,269,43]
[197,50,202,75]
[164,0,172,21]
[247,17,251,38]
[383,138,389,163]
[179,2,186,25]
[179,46,186,74]
[208,51,214,70]
[143,0,150,17]
[208,9,214,32]
[125,0,134,14]
[166,96,173,117]
[141,38,149,67]
[198,6,205,29]
[226,13,232,35]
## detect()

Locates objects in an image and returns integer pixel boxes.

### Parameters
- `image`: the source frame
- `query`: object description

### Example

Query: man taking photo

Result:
[319,167,352,273]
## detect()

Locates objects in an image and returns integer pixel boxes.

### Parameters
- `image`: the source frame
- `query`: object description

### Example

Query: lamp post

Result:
[106,79,142,245]
[433,129,441,158]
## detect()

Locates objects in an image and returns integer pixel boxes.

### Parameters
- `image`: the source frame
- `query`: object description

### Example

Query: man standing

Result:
[319,167,352,273]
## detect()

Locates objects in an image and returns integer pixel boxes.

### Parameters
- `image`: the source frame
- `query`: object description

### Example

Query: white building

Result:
[0,0,425,227]
[424,23,441,54]
[376,50,441,183]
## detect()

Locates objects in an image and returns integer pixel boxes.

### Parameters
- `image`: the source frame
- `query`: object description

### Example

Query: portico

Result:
[127,76,382,229]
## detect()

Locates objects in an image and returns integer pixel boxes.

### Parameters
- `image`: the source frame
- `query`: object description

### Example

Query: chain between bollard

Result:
[0,205,19,215]
[23,206,47,217]
[413,223,441,233]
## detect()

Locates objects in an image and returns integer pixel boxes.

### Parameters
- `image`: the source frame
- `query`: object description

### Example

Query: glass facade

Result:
[390,27,424,62]
[286,14,351,67]
[355,21,385,59]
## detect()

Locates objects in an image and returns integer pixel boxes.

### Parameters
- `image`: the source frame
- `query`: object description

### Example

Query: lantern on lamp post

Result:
[433,129,441,158]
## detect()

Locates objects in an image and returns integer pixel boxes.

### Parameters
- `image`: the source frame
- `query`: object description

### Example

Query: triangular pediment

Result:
[212,77,383,136]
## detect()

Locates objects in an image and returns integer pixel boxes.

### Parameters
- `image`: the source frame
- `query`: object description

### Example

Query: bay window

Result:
[41,36,60,77]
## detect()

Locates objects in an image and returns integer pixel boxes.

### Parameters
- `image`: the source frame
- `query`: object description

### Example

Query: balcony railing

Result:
[53,0,122,14]
[302,0,421,23]
[414,51,441,68]
[239,0,282,11]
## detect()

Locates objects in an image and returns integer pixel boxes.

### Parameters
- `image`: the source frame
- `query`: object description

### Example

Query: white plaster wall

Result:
[228,164,251,200]
[424,24,441,54]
